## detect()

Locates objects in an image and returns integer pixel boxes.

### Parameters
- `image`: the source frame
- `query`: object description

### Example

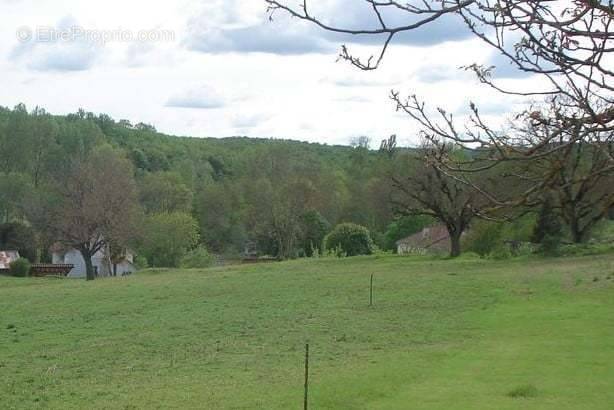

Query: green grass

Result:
[2,254,614,409]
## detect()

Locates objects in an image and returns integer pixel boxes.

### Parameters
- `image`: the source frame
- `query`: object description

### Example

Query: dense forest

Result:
[0,104,422,266]
[2,104,613,276]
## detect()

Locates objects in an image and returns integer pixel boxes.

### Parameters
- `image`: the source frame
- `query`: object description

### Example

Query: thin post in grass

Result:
[304,343,309,410]
[369,273,374,307]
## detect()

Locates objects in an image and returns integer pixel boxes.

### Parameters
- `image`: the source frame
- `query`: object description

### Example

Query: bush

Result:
[134,255,150,270]
[140,212,200,267]
[464,220,504,257]
[9,258,31,277]
[514,242,536,257]
[324,223,375,257]
[541,233,562,256]
[300,210,330,257]
[180,246,214,268]
[489,246,512,260]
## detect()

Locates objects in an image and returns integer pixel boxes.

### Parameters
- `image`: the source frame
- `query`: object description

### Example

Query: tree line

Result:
[0,105,402,279]
[1,101,613,279]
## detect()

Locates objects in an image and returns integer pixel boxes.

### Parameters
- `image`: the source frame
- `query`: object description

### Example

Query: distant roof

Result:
[0,251,21,270]
[50,243,70,254]
[396,225,450,248]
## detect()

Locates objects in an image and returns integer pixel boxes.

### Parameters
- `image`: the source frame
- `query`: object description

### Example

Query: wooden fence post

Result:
[304,343,309,410]
[369,273,374,307]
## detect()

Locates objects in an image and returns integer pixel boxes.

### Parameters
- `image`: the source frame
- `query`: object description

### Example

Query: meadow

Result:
[2,254,614,409]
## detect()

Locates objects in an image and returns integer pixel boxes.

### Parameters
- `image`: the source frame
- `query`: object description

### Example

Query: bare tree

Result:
[528,127,614,242]
[265,0,614,206]
[390,143,492,256]
[30,146,140,280]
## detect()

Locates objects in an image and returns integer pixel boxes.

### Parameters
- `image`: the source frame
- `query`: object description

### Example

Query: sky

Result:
[0,0,538,146]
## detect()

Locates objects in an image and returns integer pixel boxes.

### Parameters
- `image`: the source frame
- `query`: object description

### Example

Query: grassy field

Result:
[2,254,614,409]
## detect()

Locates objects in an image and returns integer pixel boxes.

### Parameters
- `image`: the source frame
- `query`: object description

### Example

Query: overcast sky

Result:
[0,0,537,146]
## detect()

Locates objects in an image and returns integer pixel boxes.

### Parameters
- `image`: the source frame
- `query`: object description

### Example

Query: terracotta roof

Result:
[396,225,450,249]
[49,243,70,254]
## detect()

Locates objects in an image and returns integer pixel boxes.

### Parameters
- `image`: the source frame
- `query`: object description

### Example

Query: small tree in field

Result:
[29,145,141,281]
[325,223,374,257]
[389,143,493,257]
[140,212,200,267]
[300,210,330,257]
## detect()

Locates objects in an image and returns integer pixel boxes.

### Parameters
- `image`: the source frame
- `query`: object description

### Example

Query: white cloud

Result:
[166,84,226,109]
[0,0,539,146]
[184,0,331,55]
[10,15,100,72]
[231,112,270,129]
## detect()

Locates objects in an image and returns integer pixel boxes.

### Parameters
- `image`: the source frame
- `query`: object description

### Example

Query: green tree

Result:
[0,223,37,262]
[139,172,193,214]
[300,210,330,257]
[140,212,200,267]
[0,173,33,223]
[325,223,375,257]
[194,182,245,253]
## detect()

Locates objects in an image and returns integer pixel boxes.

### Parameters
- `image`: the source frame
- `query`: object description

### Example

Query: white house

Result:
[51,245,136,278]
[0,250,20,272]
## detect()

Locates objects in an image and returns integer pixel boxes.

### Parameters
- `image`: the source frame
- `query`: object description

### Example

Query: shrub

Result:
[180,246,214,269]
[9,258,31,277]
[134,255,150,270]
[489,246,512,260]
[464,220,503,257]
[324,223,374,257]
[541,233,562,256]
[515,242,536,257]
[300,210,330,257]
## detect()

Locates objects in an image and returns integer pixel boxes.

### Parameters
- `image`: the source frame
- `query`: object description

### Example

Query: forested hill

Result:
[1,104,413,260]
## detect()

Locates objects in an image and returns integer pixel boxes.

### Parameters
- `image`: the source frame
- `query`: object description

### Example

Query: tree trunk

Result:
[570,217,585,243]
[277,238,286,261]
[81,249,96,281]
[450,232,462,258]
